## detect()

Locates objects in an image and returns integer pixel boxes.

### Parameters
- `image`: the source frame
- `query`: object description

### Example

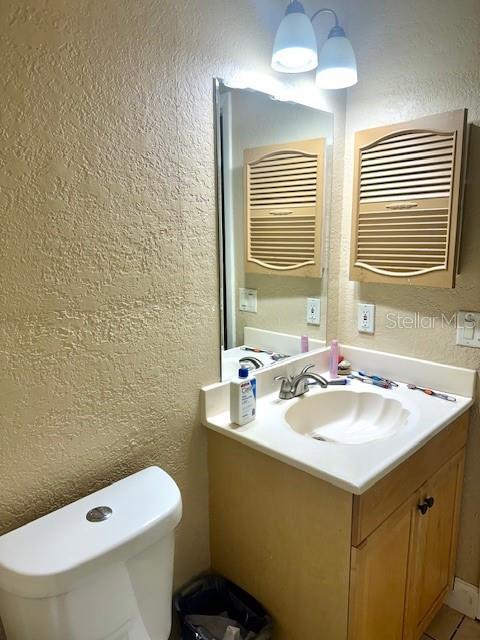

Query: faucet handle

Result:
[300,364,315,375]
[274,375,293,396]
[275,374,295,399]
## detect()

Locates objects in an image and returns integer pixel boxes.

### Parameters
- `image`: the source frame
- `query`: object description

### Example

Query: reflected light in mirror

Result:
[225,71,334,112]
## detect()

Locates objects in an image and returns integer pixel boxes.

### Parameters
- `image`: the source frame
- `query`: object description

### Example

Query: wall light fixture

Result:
[271,1,357,90]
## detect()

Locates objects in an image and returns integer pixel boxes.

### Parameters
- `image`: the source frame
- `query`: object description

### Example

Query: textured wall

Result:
[2,0,477,629]
[0,0,215,593]
[331,0,480,584]
[0,0,346,633]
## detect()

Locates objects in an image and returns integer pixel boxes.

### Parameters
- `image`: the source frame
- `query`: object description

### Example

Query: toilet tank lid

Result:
[0,466,182,599]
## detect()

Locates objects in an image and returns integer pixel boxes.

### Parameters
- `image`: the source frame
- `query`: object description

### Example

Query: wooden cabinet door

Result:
[349,498,415,640]
[404,450,465,639]
[349,109,468,288]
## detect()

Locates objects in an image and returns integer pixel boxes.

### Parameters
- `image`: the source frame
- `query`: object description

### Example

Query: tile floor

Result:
[423,605,480,640]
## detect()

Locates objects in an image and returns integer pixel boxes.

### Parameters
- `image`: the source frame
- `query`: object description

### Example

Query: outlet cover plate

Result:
[456,311,480,348]
[358,303,375,334]
[307,298,321,325]
[239,288,257,313]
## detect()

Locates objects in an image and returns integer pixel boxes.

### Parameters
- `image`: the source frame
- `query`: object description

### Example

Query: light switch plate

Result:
[239,288,257,313]
[456,311,480,348]
[358,303,375,334]
[307,298,321,325]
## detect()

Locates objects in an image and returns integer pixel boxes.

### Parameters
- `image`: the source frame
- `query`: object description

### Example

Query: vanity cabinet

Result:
[404,452,464,639]
[208,411,469,640]
[350,449,465,640]
[349,498,413,640]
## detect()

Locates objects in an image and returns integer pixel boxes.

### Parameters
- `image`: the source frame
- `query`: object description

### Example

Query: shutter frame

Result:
[245,138,325,278]
[349,110,468,288]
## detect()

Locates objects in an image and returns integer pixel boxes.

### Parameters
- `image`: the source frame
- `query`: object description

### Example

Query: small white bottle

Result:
[230,364,257,426]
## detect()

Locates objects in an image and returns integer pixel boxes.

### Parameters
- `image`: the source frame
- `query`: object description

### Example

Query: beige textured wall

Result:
[9,0,478,629]
[331,0,480,584]
[0,0,215,592]
[0,0,347,628]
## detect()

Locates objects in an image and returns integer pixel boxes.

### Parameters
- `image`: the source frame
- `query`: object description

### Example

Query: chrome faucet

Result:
[239,356,264,370]
[275,364,328,400]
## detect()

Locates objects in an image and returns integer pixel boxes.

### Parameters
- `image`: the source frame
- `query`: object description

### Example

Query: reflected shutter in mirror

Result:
[245,138,325,278]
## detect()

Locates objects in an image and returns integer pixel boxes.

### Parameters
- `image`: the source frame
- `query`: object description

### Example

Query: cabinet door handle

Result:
[418,497,435,515]
[418,501,429,515]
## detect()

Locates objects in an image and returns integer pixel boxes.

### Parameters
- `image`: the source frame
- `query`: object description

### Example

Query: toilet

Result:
[0,466,182,640]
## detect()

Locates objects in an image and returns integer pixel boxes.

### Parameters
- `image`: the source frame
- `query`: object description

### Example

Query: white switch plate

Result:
[307,297,321,325]
[239,288,257,313]
[358,303,375,334]
[456,311,480,348]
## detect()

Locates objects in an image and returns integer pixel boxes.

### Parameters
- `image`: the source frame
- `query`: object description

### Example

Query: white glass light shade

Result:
[272,12,318,73]
[316,35,358,89]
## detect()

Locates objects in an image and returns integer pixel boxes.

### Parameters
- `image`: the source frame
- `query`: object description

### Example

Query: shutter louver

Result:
[245,139,325,278]
[350,110,467,288]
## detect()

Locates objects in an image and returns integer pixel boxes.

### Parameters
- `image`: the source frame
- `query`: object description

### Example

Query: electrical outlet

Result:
[307,298,321,325]
[456,311,480,348]
[358,303,375,334]
[239,288,257,313]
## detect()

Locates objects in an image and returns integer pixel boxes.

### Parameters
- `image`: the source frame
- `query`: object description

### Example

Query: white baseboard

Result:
[444,578,479,619]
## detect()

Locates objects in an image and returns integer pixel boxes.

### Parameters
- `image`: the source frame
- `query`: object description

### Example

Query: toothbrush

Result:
[308,378,349,388]
[407,383,456,402]
[349,374,391,389]
[241,346,288,359]
[241,346,273,354]
[271,353,289,361]
[358,371,399,387]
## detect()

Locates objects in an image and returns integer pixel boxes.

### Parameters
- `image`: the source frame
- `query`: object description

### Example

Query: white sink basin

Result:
[204,352,473,493]
[284,390,411,445]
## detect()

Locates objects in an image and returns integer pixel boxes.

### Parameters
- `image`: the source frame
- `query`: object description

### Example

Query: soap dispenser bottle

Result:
[230,364,257,426]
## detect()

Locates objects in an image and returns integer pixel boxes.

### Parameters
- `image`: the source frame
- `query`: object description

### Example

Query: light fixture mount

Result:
[285,0,306,15]
[327,25,346,38]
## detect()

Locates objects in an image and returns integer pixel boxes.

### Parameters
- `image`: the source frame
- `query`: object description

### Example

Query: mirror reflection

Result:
[215,80,333,381]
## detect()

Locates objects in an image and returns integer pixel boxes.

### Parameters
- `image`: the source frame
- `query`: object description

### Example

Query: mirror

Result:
[214,79,333,381]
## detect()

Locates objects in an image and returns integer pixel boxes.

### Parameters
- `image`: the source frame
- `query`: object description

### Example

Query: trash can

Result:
[174,574,272,640]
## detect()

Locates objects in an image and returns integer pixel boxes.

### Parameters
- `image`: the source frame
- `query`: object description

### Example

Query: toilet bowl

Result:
[0,466,182,640]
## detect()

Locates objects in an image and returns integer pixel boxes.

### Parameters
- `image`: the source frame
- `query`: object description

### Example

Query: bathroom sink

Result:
[284,389,411,445]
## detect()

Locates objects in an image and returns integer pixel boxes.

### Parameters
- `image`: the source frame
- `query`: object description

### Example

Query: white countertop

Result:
[202,347,476,495]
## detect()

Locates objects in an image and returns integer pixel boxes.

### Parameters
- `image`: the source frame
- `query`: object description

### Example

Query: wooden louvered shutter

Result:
[245,138,325,278]
[350,110,467,288]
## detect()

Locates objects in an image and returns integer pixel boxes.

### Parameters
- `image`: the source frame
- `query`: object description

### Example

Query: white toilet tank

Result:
[0,466,182,640]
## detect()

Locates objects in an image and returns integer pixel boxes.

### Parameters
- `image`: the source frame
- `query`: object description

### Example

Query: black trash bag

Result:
[174,574,272,640]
